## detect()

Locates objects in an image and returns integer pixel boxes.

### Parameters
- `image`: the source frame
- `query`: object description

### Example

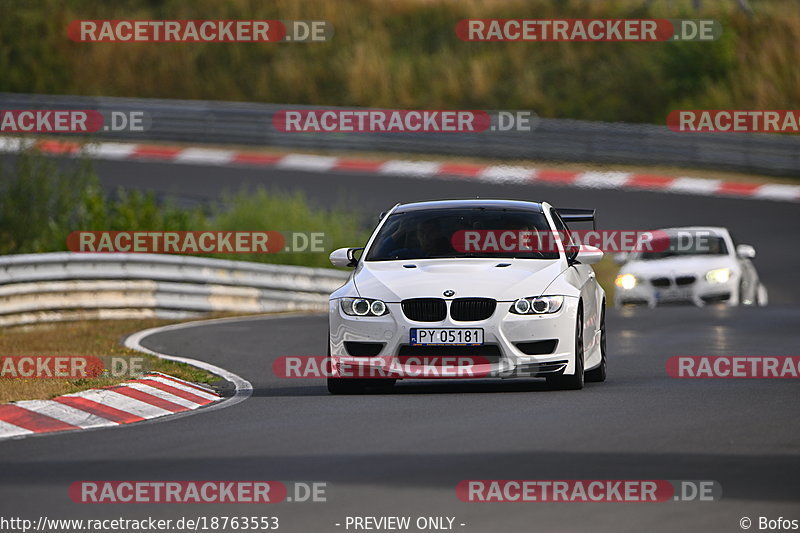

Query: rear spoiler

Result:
[554,207,597,231]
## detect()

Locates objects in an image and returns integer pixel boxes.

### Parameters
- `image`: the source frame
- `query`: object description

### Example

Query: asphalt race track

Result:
[0,156,798,532]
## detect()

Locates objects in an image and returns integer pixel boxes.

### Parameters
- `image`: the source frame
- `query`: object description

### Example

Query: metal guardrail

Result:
[0,253,348,327]
[1,93,799,177]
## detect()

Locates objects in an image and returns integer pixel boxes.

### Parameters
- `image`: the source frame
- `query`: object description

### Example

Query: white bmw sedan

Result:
[613,226,768,308]
[327,199,607,394]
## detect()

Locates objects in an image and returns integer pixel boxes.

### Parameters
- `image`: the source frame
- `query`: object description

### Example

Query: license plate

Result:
[410,328,483,346]
[656,288,693,301]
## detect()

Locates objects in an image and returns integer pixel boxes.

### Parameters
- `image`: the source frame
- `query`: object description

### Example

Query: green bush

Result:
[0,154,104,254]
[208,187,369,267]
[0,151,369,267]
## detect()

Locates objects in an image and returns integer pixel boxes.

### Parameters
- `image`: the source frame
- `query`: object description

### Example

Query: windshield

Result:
[639,235,729,260]
[365,208,559,261]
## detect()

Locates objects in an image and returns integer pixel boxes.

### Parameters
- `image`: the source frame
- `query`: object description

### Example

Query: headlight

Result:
[705,268,731,284]
[510,295,564,315]
[615,273,638,290]
[341,298,389,316]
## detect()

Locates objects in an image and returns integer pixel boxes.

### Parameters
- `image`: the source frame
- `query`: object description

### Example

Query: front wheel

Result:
[547,308,584,390]
[757,283,768,306]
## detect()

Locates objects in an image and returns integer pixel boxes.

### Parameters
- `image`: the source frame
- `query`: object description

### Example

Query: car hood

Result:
[621,255,737,278]
[353,259,564,302]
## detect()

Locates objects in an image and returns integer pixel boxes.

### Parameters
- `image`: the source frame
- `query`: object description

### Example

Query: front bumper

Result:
[614,276,737,307]
[328,297,579,379]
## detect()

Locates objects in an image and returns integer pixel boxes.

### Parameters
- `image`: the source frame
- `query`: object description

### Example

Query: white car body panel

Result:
[351,259,566,302]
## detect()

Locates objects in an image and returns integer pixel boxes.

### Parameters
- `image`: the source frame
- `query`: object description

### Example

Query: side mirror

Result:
[330,247,363,268]
[736,244,756,259]
[613,252,628,265]
[575,245,604,265]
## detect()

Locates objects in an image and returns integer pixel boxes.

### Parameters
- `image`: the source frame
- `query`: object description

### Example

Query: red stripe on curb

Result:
[535,169,579,183]
[109,386,188,413]
[53,396,144,424]
[717,182,762,196]
[626,174,676,189]
[130,145,183,159]
[0,404,80,433]
[131,379,214,405]
[437,163,486,177]
[232,152,284,165]
[36,140,82,154]
[333,159,385,172]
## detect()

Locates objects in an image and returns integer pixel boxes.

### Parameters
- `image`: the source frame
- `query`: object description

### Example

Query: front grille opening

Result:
[701,293,731,303]
[675,276,697,286]
[450,298,497,321]
[651,277,671,287]
[398,344,502,364]
[402,298,447,322]
[344,342,385,357]
[514,339,558,355]
[620,299,649,306]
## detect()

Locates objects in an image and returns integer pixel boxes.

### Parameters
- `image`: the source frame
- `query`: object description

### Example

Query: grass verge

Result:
[0,318,220,404]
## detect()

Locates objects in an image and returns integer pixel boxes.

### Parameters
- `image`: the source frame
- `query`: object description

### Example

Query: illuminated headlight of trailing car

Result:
[705,267,732,284]
[511,295,564,315]
[340,297,389,316]
[615,273,638,290]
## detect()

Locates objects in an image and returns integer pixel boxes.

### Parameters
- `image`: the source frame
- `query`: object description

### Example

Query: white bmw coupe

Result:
[613,226,767,308]
[327,199,607,394]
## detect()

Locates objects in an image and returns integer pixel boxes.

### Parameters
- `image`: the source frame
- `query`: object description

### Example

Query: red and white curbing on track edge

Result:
[1,136,798,202]
[0,316,257,442]
[0,372,223,440]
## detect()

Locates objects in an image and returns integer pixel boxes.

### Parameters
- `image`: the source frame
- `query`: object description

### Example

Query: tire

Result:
[738,279,750,306]
[548,307,584,390]
[757,283,768,307]
[585,304,607,383]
